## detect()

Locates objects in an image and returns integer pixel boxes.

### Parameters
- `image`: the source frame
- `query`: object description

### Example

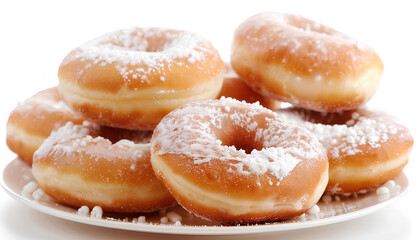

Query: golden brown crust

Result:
[155,150,327,201]
[328,162,408,194]
[276,107,414,194]
[218,63,281,110]
[153,154,328,223]
[231,12,384,112]
[36,166,176,212]
[32,122,176,212]
[59,53,223,93]
[58,27,224,129]
[6,87,85,164]
[5,130,38,162]
[58,28,223,92]
[150,99,329,223]
[65,102,164,130]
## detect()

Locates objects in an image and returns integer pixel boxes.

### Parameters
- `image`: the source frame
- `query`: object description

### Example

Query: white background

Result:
[0,0,419,239]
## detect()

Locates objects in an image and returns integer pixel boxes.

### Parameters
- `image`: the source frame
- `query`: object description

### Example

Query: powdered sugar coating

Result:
[15,98,70,117]
[32,121,177,212]
[60,27,215,84]
[34,121,151,163]
[276,108,411,159]
[232,12,383,113]
[152,98,326,182]
[7,87,85,134]
[234,12,376,78]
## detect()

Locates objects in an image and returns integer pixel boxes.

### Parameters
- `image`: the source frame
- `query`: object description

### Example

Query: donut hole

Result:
[221,135,262,154]
[110,38,164,53]
[108,28,184,53]
[89,125,153,144]
[214,122,264,154]
[143,38,167,53]
[290,108,359,126]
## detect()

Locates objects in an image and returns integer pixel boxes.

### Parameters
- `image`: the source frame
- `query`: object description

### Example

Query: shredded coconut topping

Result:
[152,98,325,181]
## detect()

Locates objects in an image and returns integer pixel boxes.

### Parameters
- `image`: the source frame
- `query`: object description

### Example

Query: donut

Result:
[6,87,85,164]
[32,122,176,212]
[231,12,384,112]
[150,98,328,224]
[58,27,224,130]
[218,63,282,110]
[276,107,413,194]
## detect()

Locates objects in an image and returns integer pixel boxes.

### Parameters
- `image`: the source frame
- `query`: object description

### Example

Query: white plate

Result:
[1,158,409,235]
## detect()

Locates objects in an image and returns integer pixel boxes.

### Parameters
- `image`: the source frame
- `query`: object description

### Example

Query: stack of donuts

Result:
[6,12,413,224]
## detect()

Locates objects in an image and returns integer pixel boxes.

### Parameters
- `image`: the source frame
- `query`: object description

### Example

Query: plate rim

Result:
[0,159,410,235]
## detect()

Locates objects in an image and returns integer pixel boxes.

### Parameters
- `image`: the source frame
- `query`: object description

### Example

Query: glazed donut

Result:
[6,87,85,164]
[231,12,384,112]
[276,107,413,194]
[150,98,328,224]
[32,122,176,212]
[218,63,282,110]
[58,27,224,130]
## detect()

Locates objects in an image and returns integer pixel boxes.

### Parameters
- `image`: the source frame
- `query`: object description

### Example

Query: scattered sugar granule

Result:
[152,98,317,182]
[383,180,395,189]
[296,213,306,221]
[160,216,169,224]
[377,193,390,201]
[166,211,182,223]
[90,206,103,219]
[78,206,90,215]
[322,194,332,203]
[138,216,146,223]
[358,189,368,194]
[376,187,390,195]
[175,220,182,226]
[32,188,45,201]
[307,205,320,215]
[21,181,39,198]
